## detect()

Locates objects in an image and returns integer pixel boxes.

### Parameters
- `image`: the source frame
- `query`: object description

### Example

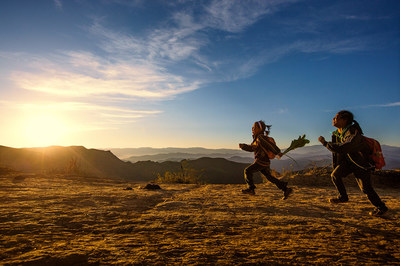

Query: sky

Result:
[0,0,399,149]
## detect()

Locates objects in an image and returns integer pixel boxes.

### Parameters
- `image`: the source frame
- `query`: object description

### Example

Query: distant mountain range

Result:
[111,145,400,171]
[110,147,244,160]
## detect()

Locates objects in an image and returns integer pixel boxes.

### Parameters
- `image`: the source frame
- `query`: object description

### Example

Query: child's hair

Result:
[256,120,272,135]
[337,110,363,135]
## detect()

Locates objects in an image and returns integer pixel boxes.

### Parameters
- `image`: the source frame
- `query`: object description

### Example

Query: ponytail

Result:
[352,120,363,135]
[265,125,272,136]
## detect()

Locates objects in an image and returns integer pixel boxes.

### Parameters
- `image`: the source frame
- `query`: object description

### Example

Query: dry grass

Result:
[1,171,399,265]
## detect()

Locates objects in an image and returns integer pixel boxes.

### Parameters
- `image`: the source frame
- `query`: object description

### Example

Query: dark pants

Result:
[244,162,287,191]
[331,162,386,208]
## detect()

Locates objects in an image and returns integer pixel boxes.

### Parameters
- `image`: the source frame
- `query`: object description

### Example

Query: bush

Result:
[156,161,205,184]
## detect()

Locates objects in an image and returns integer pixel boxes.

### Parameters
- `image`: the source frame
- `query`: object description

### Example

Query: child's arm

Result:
[239,143,255,152]
[319,130,363,154]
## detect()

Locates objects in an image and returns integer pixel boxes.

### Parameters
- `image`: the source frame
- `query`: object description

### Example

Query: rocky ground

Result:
[1,170,399,265]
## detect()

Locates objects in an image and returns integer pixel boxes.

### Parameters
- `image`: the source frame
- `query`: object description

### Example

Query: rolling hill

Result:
[0,145,256,184]
[0,145,136,179]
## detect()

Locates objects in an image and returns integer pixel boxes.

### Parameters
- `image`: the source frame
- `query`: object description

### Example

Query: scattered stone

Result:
[141,184,161,190]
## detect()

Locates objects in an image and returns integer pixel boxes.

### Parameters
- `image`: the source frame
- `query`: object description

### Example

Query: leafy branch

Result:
[282,134,310,155]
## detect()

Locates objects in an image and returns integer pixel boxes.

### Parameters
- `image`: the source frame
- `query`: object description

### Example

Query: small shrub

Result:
[156,161,205,184]
[280,164,296,178]
[67,157,81,175]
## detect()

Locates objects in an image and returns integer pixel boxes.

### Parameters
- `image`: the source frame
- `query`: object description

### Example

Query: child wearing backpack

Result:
[318,110,388,216]
[239,120,293,199]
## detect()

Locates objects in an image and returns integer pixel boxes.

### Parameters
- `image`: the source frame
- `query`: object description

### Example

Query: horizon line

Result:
[1,144,399,150]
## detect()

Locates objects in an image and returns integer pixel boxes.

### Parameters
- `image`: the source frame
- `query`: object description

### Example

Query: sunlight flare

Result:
[23,114,68,147]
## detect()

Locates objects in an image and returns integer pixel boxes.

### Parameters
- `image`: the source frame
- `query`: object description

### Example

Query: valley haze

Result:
[110,145,400,171]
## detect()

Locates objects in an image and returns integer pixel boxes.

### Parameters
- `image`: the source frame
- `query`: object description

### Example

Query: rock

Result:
[141,184,161,190]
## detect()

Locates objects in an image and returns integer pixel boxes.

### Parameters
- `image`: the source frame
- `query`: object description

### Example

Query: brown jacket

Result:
[241,134,281,166]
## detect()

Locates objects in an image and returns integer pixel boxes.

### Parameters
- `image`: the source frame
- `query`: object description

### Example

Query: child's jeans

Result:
[331,162,386,209]
[244,162,287,191]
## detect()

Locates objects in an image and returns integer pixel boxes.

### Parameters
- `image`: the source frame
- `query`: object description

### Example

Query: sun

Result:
[23,114,68,147]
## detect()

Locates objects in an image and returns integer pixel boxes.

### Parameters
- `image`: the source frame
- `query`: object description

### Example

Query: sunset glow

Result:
[22,114,68,147]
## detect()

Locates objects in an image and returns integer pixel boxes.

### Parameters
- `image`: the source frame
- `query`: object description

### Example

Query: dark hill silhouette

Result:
[183,157,263,184]
[125,152,244,163]
[0,146,256,184]
[0,145,137,178]
[127,160,181,181]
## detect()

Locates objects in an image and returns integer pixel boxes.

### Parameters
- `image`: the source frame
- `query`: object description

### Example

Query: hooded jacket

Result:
[241,134,281,166]
[323,124,372,170]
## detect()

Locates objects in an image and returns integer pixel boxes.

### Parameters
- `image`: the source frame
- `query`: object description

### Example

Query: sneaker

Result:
[242,188,255,195]
[282,187,293,200]
[329,196,349,204]
[369,206,388,217]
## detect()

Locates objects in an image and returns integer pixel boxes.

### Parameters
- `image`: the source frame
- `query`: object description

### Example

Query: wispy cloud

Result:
[0,100,162,129]
[10,51,199,100]
[365,102,400,108]
[276,108,289,114]
[203,0,296,33]
[53,0,62,10]
[324,102,400,112]
[87,0,303,81]
[0,100,161,114]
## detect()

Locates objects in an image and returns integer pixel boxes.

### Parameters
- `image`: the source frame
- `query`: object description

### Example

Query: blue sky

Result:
[0,0,399,149]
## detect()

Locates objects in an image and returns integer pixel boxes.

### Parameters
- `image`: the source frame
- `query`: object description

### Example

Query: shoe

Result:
[329,196,349,203]
[242,188,255,195]
[282,187,293,200]
[369,206,388,217]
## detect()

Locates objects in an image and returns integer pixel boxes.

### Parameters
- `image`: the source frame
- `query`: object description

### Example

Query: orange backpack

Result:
[263,136,277,159]
[363,136,385,170]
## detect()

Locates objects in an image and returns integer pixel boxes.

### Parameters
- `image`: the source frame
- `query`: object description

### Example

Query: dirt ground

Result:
[1,172,399,265]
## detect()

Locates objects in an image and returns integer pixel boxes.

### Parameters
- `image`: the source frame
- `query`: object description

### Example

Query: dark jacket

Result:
[241,134,281,166]
[324,124,372,169]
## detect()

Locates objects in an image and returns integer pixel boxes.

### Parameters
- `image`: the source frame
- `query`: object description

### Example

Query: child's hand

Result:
[318,136,326,144]
[239,143,245,149]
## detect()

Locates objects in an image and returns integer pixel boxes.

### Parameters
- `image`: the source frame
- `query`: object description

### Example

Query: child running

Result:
[318,110,388,216]
[239,120,293,199]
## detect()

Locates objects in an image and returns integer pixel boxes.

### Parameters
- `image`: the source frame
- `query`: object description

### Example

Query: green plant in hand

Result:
[282,134,310,155]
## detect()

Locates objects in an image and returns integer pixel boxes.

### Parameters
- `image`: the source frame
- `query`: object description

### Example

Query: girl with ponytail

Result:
[239,120,293,199]
[318,110,388,216]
